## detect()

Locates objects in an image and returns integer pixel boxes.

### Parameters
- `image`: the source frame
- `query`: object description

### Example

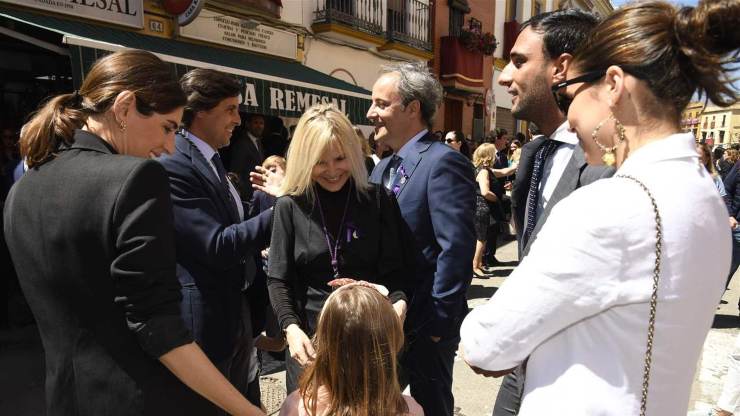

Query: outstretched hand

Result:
[250,165,284,197]
[327,278,390,297]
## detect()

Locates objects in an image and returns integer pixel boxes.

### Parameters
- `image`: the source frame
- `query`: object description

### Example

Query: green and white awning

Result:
[1,8,372,124]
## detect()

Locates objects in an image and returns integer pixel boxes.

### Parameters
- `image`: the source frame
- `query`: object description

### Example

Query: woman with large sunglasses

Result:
[461,1,739,415]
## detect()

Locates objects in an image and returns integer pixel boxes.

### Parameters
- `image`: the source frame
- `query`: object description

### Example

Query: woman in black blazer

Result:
[3,50,263,416]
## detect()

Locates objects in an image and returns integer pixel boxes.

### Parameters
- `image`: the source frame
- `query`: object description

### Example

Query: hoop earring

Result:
[591,113,626,166]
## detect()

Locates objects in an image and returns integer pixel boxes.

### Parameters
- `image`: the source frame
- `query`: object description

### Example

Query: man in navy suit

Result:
[368,62,476,416]
[158,69,273,403]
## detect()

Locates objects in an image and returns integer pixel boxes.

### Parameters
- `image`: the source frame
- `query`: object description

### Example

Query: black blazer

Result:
[158,132,272,362]
[3,130,216,415]
[228,130,264,202]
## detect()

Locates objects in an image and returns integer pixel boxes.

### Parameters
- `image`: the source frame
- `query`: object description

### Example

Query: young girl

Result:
[279,284,424,416]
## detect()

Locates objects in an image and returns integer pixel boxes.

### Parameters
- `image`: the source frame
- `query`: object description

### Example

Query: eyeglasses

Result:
[445,138,457,144]
[551,70,606,114]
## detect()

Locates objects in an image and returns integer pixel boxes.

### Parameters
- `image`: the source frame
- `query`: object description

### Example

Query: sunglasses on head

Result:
[550,70,606,114]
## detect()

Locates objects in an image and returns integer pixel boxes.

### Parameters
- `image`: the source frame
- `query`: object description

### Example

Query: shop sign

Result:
[175,0,203,26]
[4,0,144,29]
[178,9,297,60]
[240,81,347,115]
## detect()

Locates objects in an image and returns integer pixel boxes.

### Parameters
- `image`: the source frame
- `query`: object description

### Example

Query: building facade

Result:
[681,101,705,139]
[281,0,434,134]
[430,0,495,141]
[699,103,740,148]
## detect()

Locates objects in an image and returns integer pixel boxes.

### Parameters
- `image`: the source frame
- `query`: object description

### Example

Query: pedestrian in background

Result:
[463,1,736,414]
[3,49,263,416]
[471,143,504,279]
[354,126,376,175]
[720,149,738,180]
[444,130,471,159]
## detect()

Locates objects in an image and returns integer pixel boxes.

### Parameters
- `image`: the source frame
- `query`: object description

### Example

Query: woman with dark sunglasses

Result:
[444,130,471,159]
[462,1,739,415]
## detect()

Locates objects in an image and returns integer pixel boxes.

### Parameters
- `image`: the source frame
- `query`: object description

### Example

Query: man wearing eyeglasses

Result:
[487,9,614,416]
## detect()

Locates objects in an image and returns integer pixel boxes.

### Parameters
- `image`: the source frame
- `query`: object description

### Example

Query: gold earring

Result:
[119,121,127,132]
[591,113,626,166]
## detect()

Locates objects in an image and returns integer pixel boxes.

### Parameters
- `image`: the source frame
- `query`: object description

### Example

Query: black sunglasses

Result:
[551,70,606,114]
[445,138,458,144]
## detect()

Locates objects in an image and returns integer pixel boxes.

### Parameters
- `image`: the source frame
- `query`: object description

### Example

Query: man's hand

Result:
[465,360,515,378]
[284,324,315,366]
[730,216,738,230]
[392,300,407,323]
[250,165,284,197]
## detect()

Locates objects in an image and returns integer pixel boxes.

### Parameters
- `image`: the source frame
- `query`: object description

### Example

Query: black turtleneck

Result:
[267,179,414,334]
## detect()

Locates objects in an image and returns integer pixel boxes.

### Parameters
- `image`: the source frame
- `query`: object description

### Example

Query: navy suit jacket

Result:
[158,133,272,361]
[370,133,476,339]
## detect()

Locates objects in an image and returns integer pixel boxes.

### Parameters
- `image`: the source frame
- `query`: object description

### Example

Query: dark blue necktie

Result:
[383,155,403,191]
[211,153,238,216]
[522,140,562,248]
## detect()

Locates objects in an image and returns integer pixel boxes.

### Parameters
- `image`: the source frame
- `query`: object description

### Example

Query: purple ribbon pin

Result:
[345,220,360,242]
[392,164,407,196]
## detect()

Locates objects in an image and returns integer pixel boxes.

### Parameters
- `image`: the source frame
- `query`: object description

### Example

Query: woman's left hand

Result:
[392,299,407,322]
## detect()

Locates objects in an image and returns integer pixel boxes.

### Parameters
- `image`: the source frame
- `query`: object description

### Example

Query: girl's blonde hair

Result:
[299,285,408,416]
[281,104,369,199]
[473,143,497,168]
[262,155,286,171]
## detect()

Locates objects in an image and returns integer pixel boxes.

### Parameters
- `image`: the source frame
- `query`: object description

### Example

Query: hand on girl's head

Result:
[327,279,389,297]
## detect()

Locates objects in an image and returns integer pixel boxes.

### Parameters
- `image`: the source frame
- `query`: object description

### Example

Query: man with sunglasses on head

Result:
[490,9,614,416]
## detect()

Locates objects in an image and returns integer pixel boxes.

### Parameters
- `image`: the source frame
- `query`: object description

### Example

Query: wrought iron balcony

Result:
[313,0,384,37]
[386,0,432,52]
[313,0,432,55]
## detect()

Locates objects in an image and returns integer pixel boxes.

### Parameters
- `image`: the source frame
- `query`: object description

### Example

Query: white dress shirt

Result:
[186,131,244,221]
[529,122,578,226]
[248,132,262,157]
[461,133,731,415]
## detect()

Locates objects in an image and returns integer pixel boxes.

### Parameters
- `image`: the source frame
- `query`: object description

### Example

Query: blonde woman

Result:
[267,104,414,393]
[471,144,505,278]
[279,284,423,416]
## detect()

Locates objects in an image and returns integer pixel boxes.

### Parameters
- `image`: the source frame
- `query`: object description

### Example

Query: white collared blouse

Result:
[461,133,731,415]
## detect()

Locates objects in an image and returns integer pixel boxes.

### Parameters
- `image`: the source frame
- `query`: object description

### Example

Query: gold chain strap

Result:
[617,174,663,416]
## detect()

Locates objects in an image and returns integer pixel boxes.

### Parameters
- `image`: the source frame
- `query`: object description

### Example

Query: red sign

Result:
[162,0,193,15]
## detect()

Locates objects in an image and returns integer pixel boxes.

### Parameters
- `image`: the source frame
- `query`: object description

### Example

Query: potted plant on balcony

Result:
[459,20,498,56]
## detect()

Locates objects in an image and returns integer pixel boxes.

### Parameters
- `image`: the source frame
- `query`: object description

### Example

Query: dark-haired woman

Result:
[3,50,263,416]
[445,130,470,159]
[462,1,739,414]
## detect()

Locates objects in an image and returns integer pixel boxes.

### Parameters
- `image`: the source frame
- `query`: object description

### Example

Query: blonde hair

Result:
[727,149,739,164]
[299,285,408,416]
[262,155,286,171]
[353,126,372,157]
[473,143,497,168]
[281,104,369,199]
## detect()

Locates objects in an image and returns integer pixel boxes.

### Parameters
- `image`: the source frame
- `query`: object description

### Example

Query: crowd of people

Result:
[0,0,739,415]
